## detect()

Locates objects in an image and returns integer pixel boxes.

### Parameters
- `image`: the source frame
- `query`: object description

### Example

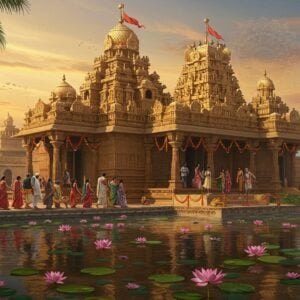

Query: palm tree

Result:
[0,0,30,49]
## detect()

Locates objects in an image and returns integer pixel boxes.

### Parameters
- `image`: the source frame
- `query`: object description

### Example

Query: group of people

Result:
[180,163,256,194]
[0,171,128,210]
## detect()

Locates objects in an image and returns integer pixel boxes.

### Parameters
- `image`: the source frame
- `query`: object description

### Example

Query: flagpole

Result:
[118,3,124,23]
[204,18,209,44]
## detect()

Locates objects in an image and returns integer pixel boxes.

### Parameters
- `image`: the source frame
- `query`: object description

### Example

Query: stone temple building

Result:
[0,114,25,185]
[17,14,300,203]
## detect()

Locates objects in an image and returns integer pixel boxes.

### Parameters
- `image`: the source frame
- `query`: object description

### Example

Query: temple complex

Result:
[17,10,300,203]
[0,114,25,185]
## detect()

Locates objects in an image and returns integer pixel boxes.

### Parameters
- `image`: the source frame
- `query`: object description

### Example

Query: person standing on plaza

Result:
[216,169,225,193]
[225,170,232,193]
[12,176,23,209]
[96,173,108,208]
[83,178,94,208]
[193,163,202,190]
[53,181,68,208]
[31,173,42,210]
[0,176,9,210]
[23,174,32,209]
[236,167,244,194]
[109,177,119,207]
[43,178,54,209]
[180,163,189,188]
[203,166,212,193]
[244,168,256,194]
[70,179,81,208]
[63,170,71,187]
[117,179,128,208]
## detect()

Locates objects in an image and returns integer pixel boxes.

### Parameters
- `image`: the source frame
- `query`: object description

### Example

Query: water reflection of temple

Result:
[17,6,300,202]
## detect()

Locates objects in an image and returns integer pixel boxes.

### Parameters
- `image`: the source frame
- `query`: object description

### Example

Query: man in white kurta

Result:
[96,173,108,208]
[31,173,42,209]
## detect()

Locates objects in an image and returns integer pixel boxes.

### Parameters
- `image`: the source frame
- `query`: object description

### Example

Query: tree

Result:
[0,0,30,49]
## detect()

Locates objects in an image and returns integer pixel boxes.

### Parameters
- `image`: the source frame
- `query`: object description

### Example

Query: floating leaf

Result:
[132,261,146,266]
[9,295,33,300]
[224,272,240,279]
[96,258,110,263]
[11,268,39,276]
[0,224,17,228]
[280,279,300,285]
[156,261,171,265]
[121,277,136,283]
[56,284,95,294]
[96,279,113,286]
[148,274,185,283]
[47,250,72,255]
[145,240,162,245]
[173,291,203,300]
[128,287,149,295]
[114,264,124,269]
[0,288,16,296]
[264,244,280,250]
[223,259,255,267]
[257,255,287,264]
[177,259,200,266]
[258,233,276,238]
[219,283,255,293]
[84,297,113,300]
[170,284,185,290]
[81,267,116,276]
[20,225,30,229]
[280,259,300,266]
[68,252,84,257]
[281,249,300,257]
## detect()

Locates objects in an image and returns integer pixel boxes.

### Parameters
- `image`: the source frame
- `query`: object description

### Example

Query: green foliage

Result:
[273,194,300,205]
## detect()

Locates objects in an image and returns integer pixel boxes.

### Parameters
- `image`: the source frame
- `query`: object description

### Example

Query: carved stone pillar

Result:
[268,139,282,191]
[61,145,68,172]
[291,152,297,187]
[50,141,63,182]
[205,137,218,190]
[167,132,184,190]
[144,137,154,189]
[22,141,33,175]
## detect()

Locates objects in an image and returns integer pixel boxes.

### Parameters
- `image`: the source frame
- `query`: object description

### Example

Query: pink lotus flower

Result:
[126,282,140,289]
[0,280,5,287]
[94,239,112,250]
[120,214,127,220]
[28,221,37,226]
[104,223,114,230]
[180,227,190,234]
[290,224,297,228]
[58,224,72,232]
[204,224,213,231]
[44,271,67,284]
[90,223,100,228]
[191,268,226,287]
[117,223,125,229]
[80,219,88,224]
[135,237,147,244]
[93,216,101,221]
[253,220,263,226]
[286,272,300,279]
[245,245,267,257]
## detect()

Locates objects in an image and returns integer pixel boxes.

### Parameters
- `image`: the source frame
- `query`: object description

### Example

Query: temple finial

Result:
[62,74,66,82]
[118,3,124,24]
[264,70,267,77]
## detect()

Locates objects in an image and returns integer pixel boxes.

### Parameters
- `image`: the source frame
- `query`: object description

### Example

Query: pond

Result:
[0,215,299,300]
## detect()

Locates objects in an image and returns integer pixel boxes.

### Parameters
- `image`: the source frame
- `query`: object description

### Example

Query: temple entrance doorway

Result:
[279,153,292,187]
[67,150,84,187]
[185,146,207,188]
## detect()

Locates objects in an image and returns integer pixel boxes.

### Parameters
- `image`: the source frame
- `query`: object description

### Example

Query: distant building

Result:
[0,114,26,185]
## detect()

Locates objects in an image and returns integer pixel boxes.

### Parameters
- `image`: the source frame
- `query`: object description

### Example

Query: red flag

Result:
[123,11,145,28]
[207,24,224,40]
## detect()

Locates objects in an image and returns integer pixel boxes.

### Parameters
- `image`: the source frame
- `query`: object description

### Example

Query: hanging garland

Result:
[174,194,190,208]
[180,136,205,152]
[65,136,84,151]
[83,137,102,151]
[281,142,298,154]
[154,136,169,152]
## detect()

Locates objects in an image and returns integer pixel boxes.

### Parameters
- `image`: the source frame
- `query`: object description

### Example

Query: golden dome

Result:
[3,113,13,127]
[223,47,231,56]
[53,75,76,98]
[257,71,275,90]
[104,23,139,52]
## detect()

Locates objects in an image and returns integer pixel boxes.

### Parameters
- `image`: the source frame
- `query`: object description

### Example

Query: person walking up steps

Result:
[31,173,42,210]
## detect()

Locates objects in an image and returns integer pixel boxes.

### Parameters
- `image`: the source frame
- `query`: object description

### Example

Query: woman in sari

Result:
[43,178,54,209]
[117,179,128,208]
[0,176,9,210]
[109,177,119,206]
[193,164,202,190]
[216,170,225,193]
[12,176,23,209]
[236,167,244,194]
[70,179,81,208]
[53,181,68,208]
[224,170,232,193]
[83,179,94,208]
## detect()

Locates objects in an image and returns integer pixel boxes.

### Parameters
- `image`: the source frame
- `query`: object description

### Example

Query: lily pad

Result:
[47,250,72,255]
[170,284,185,290]
[280,279,300,285]
[9,295,33,300]
[224,272,240,279]
[81,267,116,276]
[84,297,113,300]
[121,277,136,283]
[68,251,84,256]
[280,259,300,266]
[281,249,300,257]
[0,288,16,296]
[11,268,39,276]
[264,244,280,250]
[257,255,287,264]
[173,291,203,300]
[145,240,162,245]
[148,274,185,283]
[96,279,113,286]
[114,264,124,269]
[20,225,30,229]
[56,284,95,294]
[132,261,146,266]
[258,233,276,238]
[128,287,149,295]
[223,259,255,267]
[219,283,255,294]
[156,260,171,265]
[96,258,110,263]
[0,224,17,228]
[177,259,200,266]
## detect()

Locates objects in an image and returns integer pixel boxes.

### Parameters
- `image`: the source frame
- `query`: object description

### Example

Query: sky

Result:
[0,0,300,127]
